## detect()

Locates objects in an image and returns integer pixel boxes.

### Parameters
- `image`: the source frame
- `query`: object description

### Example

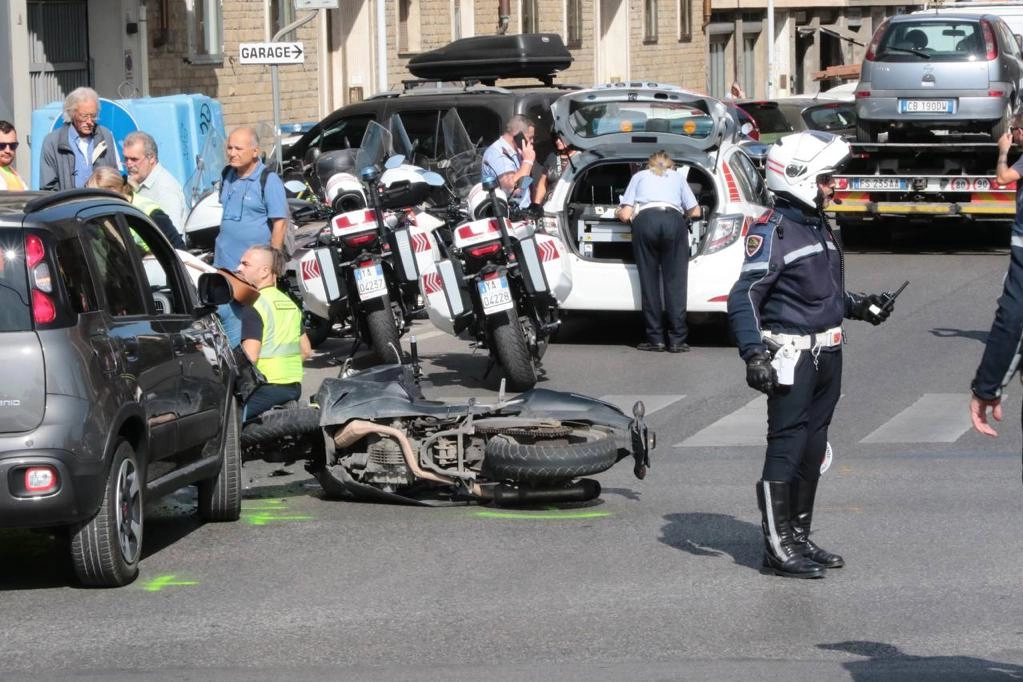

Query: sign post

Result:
[246,0,340,171]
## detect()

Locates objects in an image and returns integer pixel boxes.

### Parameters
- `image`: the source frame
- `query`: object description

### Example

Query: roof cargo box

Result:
[408,33,572,84]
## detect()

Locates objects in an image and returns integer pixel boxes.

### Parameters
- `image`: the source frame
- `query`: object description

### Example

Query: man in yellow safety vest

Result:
[235,244,311,419]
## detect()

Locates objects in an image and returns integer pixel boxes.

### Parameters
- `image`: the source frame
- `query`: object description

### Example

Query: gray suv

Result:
[0,189,240,587]
[856,12,1023,141]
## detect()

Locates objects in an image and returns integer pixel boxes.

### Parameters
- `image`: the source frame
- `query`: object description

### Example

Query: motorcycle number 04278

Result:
[355,263,387,301]
[478,275,514,315]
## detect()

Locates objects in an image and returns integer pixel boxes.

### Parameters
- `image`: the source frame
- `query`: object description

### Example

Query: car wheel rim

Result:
[115,457,142,563]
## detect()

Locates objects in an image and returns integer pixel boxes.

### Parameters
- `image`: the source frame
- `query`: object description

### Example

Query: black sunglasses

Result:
[0,142,18,151]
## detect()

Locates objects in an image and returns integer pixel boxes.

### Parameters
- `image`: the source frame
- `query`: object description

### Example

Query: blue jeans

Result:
[243,382,302,421]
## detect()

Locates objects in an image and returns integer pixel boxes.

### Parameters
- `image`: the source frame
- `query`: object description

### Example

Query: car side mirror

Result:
[197,272,232,307]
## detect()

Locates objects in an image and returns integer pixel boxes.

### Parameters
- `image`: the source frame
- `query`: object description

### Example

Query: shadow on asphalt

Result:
[659,512,762,570]
[818,640,1023,680]
[0,528,75,589]
[555,311,734,348]
[930,327,989,344]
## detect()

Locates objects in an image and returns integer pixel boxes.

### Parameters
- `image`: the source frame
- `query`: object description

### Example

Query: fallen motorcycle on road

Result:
[202,265,653,506]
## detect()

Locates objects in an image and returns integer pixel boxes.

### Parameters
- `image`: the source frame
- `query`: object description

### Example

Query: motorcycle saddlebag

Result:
[407,34,572,82]
[512,235,550,296]
[315,247,344,304]
[388,227,420,284]
[437,258,473,319]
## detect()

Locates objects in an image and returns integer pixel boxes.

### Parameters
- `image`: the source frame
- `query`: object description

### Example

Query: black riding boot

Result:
[791,479,845,568]
[756,480,826,579]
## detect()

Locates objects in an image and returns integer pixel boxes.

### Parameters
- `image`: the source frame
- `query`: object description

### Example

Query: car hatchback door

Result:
[551,83,732,153]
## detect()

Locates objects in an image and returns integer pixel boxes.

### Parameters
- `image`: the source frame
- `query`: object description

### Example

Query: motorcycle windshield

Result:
[441,109,482,200]
[183,125,227,209]
[355,121,393,175]
[389,114,415,164]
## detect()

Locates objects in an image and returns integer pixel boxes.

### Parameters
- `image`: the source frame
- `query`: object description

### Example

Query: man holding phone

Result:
[482,115,537,209]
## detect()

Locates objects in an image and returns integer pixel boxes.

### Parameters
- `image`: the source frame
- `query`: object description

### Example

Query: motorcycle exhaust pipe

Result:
[492,479,601,507]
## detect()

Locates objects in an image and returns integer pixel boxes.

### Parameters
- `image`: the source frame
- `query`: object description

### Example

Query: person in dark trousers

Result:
[971,112,1023,440]
[39,87,119,191]
[615,151,701,353]
[727,131,894,579]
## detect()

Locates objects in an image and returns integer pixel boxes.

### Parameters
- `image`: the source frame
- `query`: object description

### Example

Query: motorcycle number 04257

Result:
[355,263,387,301]
[478,276,514,315]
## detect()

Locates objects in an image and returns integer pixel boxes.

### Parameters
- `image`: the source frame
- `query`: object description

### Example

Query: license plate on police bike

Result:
[477,275,514,315]
[355,263,387,301]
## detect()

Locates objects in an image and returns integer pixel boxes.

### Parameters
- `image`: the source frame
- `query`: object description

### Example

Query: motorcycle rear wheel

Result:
[487,310,536,392]
[240,406,321,447]
[481,427,618,483]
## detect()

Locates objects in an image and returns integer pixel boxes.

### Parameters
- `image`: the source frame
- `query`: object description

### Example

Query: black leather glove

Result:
[746,351,778,395]
[848,292,891,326]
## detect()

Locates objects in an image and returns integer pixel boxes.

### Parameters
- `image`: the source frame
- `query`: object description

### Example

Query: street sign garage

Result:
[240,42,305,65]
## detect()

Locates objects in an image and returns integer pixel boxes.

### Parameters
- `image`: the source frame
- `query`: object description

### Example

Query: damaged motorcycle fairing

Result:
[309,363,653,505]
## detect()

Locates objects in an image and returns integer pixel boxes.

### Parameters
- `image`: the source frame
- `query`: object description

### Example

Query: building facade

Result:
[1,0,923,181]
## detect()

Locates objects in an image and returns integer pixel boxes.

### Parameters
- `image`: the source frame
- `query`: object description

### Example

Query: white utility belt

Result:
[634,201,684,215]
[762,326,843,351]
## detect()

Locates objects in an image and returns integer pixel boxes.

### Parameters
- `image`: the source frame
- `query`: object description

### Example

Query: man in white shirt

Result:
[123,131,187,236]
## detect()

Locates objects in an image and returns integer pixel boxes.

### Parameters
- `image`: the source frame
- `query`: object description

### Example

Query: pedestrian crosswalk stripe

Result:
[599,394,685,416]
[860,393,972,443]
[676,395,767,447]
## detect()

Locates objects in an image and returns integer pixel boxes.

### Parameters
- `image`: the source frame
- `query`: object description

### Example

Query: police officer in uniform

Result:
[235,245,312,420]
[616,151,701,352]
[970,112,1023,441]
[727,131,894,579]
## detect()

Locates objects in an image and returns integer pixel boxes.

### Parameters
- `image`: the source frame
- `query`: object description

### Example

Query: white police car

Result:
[541,83,770,315]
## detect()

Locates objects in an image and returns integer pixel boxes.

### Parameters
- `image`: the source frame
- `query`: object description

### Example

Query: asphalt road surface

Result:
[2,223,1023,680]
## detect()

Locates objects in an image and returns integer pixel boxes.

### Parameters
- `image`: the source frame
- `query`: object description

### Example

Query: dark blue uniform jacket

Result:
[972,229,1023,400]
[728,200,853,361]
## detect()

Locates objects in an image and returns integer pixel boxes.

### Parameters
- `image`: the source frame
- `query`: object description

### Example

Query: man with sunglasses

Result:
[0,121,25,191]
[39,86,119,191]
[970,115,1023,440]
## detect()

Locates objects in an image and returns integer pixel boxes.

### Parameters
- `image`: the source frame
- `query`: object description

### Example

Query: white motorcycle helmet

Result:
[765,131,850,210]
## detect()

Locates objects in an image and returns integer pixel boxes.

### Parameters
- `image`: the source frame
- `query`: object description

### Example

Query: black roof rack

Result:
[407,33,573,87]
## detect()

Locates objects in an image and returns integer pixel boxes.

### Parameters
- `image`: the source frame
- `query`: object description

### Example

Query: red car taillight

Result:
[982,20,998,60]
[25,234,55,325]
[864,18,890,61]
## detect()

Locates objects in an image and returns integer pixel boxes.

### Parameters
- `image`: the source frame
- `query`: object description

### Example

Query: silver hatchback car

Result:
[855,12,1023,141]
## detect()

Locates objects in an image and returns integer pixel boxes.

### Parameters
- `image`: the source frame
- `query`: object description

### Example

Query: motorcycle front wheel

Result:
[481,426,619,483]
[487,310,537,391]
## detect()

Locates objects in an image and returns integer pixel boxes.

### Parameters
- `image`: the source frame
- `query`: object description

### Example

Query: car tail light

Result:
[25,234,55,325]
[989,90,1005,98]
[863,18,889,61]
[855,90,870,98]
[703,214,744,255]
[468,242,502,259]
[24,466,58,495]
[982,20,997,60]
[343,232,376,248]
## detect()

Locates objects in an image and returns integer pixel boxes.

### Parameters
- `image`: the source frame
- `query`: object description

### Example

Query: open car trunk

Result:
[561,161,717,263]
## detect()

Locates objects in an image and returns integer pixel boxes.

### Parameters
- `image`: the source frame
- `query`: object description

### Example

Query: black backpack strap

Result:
[219,165,231,202]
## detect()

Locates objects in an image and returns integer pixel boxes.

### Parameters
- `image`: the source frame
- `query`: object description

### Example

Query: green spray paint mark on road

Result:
[240,499,314,526]
[140,574,199,592]
[474,507,612,521]
[241,512,314,526]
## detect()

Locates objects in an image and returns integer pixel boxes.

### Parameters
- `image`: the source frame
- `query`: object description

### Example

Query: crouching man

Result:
[234,245,311,419]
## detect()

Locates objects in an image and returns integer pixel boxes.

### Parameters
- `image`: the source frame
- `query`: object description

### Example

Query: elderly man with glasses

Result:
[123,130,187,235]
[39,86,119,191]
